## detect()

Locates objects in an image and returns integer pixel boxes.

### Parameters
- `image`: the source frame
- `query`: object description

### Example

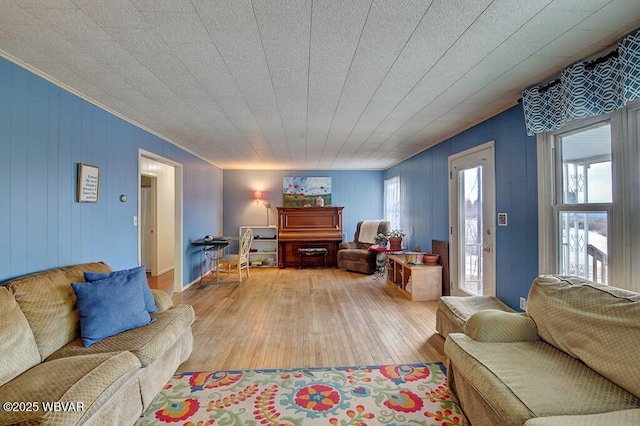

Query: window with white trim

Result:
[555,123,612,284]
[384,176,400,231]
[538,101,640,291]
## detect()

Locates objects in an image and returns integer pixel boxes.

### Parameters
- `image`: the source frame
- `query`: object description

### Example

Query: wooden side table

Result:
[386,254,442,301]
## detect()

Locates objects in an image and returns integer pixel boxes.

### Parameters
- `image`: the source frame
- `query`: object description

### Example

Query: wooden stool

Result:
[436,295,515,338]
[298,248,328,268]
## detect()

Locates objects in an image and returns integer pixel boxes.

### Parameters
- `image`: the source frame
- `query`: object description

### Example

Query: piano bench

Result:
[298,248,328,268]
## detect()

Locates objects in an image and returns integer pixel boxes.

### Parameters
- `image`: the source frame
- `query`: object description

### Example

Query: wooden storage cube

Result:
[385,254,442,301]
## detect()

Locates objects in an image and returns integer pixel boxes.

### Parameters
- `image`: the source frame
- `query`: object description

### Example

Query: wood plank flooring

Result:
[172,267,446,372]
[146,270,174,294]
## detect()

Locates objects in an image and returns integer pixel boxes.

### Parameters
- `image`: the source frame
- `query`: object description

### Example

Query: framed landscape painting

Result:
[283,177,331,207]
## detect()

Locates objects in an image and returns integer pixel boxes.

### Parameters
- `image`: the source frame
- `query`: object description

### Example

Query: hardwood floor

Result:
[147,270,174,294]
[172,267,446,372]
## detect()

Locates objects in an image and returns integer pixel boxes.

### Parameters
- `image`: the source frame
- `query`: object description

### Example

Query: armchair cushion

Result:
[0,287,41,386]
[339,242,358,250]
[527,275,640,396]
[445,333,640,423]
[151,289,174,312]
[6,262,111,360]
[464,310,539,342]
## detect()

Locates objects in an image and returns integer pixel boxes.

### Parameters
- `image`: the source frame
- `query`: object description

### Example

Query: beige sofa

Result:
[0,262,195,425]
[445,275,640,425]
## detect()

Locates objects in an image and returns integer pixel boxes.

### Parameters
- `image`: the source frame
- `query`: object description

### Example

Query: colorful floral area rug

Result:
[136,363,467,425]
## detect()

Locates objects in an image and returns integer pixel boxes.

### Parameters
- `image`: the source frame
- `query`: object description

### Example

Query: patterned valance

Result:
[522,29,640,135]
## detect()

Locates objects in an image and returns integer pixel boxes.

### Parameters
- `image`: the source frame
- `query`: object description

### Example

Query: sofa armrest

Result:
[339,242,358,250]
[464,309,539,342]
[151,289,174,312]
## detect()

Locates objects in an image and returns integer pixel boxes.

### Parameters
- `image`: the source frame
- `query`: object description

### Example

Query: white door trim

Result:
[138,149,184,293]
[448,140,496,297]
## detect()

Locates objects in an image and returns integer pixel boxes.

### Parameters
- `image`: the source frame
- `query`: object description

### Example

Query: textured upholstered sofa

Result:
[445,275,640,425]
[337,220,390,274]
[0,262,195,425]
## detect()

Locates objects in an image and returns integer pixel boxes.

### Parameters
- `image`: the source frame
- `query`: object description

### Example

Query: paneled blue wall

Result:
[0,58,223,286]
[222,170,385,247]
[386,105,538,309]
[1,54,538,305]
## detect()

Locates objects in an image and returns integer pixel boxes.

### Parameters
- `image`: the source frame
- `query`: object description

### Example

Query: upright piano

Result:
[277,206,344,268]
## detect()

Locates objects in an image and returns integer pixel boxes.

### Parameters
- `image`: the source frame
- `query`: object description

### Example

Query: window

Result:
[384,176,400,230]
[555,123,611,284]
[538,101,640,291]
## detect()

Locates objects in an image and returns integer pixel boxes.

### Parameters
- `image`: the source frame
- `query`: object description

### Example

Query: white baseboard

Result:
[158,266,175,276]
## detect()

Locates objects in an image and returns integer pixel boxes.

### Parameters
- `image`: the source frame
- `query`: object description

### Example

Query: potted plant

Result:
[387,229,405,251]
[373,233,389,247]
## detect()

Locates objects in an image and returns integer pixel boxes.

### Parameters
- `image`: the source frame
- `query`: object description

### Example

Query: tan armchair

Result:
[337,220,390,274]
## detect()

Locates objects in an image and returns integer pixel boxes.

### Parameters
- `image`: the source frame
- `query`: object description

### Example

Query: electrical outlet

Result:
[519,297,527,310]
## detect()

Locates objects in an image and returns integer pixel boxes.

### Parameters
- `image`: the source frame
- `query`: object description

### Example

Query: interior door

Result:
[449,141,496,297]
[140,175,157,276]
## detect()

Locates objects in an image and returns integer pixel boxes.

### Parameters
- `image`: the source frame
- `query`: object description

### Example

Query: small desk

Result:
[192,237,238,284]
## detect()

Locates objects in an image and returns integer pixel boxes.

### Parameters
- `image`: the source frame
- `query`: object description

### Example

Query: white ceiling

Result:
[1,1,639,170]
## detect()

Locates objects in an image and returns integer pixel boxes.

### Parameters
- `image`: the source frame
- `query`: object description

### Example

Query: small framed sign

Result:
[77,163,100,203]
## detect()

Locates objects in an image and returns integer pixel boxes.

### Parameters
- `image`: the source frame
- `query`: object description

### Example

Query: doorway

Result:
[140,174,157,276]
[449,141,496,297]
[139,150,184,293]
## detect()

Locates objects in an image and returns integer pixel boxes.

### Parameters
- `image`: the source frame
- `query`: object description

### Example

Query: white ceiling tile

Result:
[16,0,76,8]
[254,0,311,144]
[511,7,594,45]
[25,8,112,41]
[546,0,612,12]
[323,0,435,148]
[74,0,149,28]
[70,40,139,65]
[132,0,195,12]
[575,0,640,32]
[1,1,638,169]
[0,2,43,27]
[141,11,211,44]
[536,29,616,58]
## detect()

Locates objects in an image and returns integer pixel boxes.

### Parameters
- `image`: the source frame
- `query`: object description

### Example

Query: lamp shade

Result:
[253,191,263,200]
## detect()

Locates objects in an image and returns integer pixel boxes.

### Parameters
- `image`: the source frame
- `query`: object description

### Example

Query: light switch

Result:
[133,216,138,226]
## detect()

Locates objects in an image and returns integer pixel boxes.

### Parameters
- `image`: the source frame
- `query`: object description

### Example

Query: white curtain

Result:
[140,187,153,271]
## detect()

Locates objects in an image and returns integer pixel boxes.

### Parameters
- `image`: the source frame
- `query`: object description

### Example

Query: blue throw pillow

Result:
[72,274,154,347]
[85,265,158,313]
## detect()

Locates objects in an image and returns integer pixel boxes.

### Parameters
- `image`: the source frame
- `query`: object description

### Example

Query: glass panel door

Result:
[449,142,496,297]
[460,166,483,295]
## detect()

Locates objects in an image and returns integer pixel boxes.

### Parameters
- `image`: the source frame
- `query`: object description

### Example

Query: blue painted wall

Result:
[0,58,223,286]
[386,105,538,309]
[222,170,385,248]
[1,54,538,306]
